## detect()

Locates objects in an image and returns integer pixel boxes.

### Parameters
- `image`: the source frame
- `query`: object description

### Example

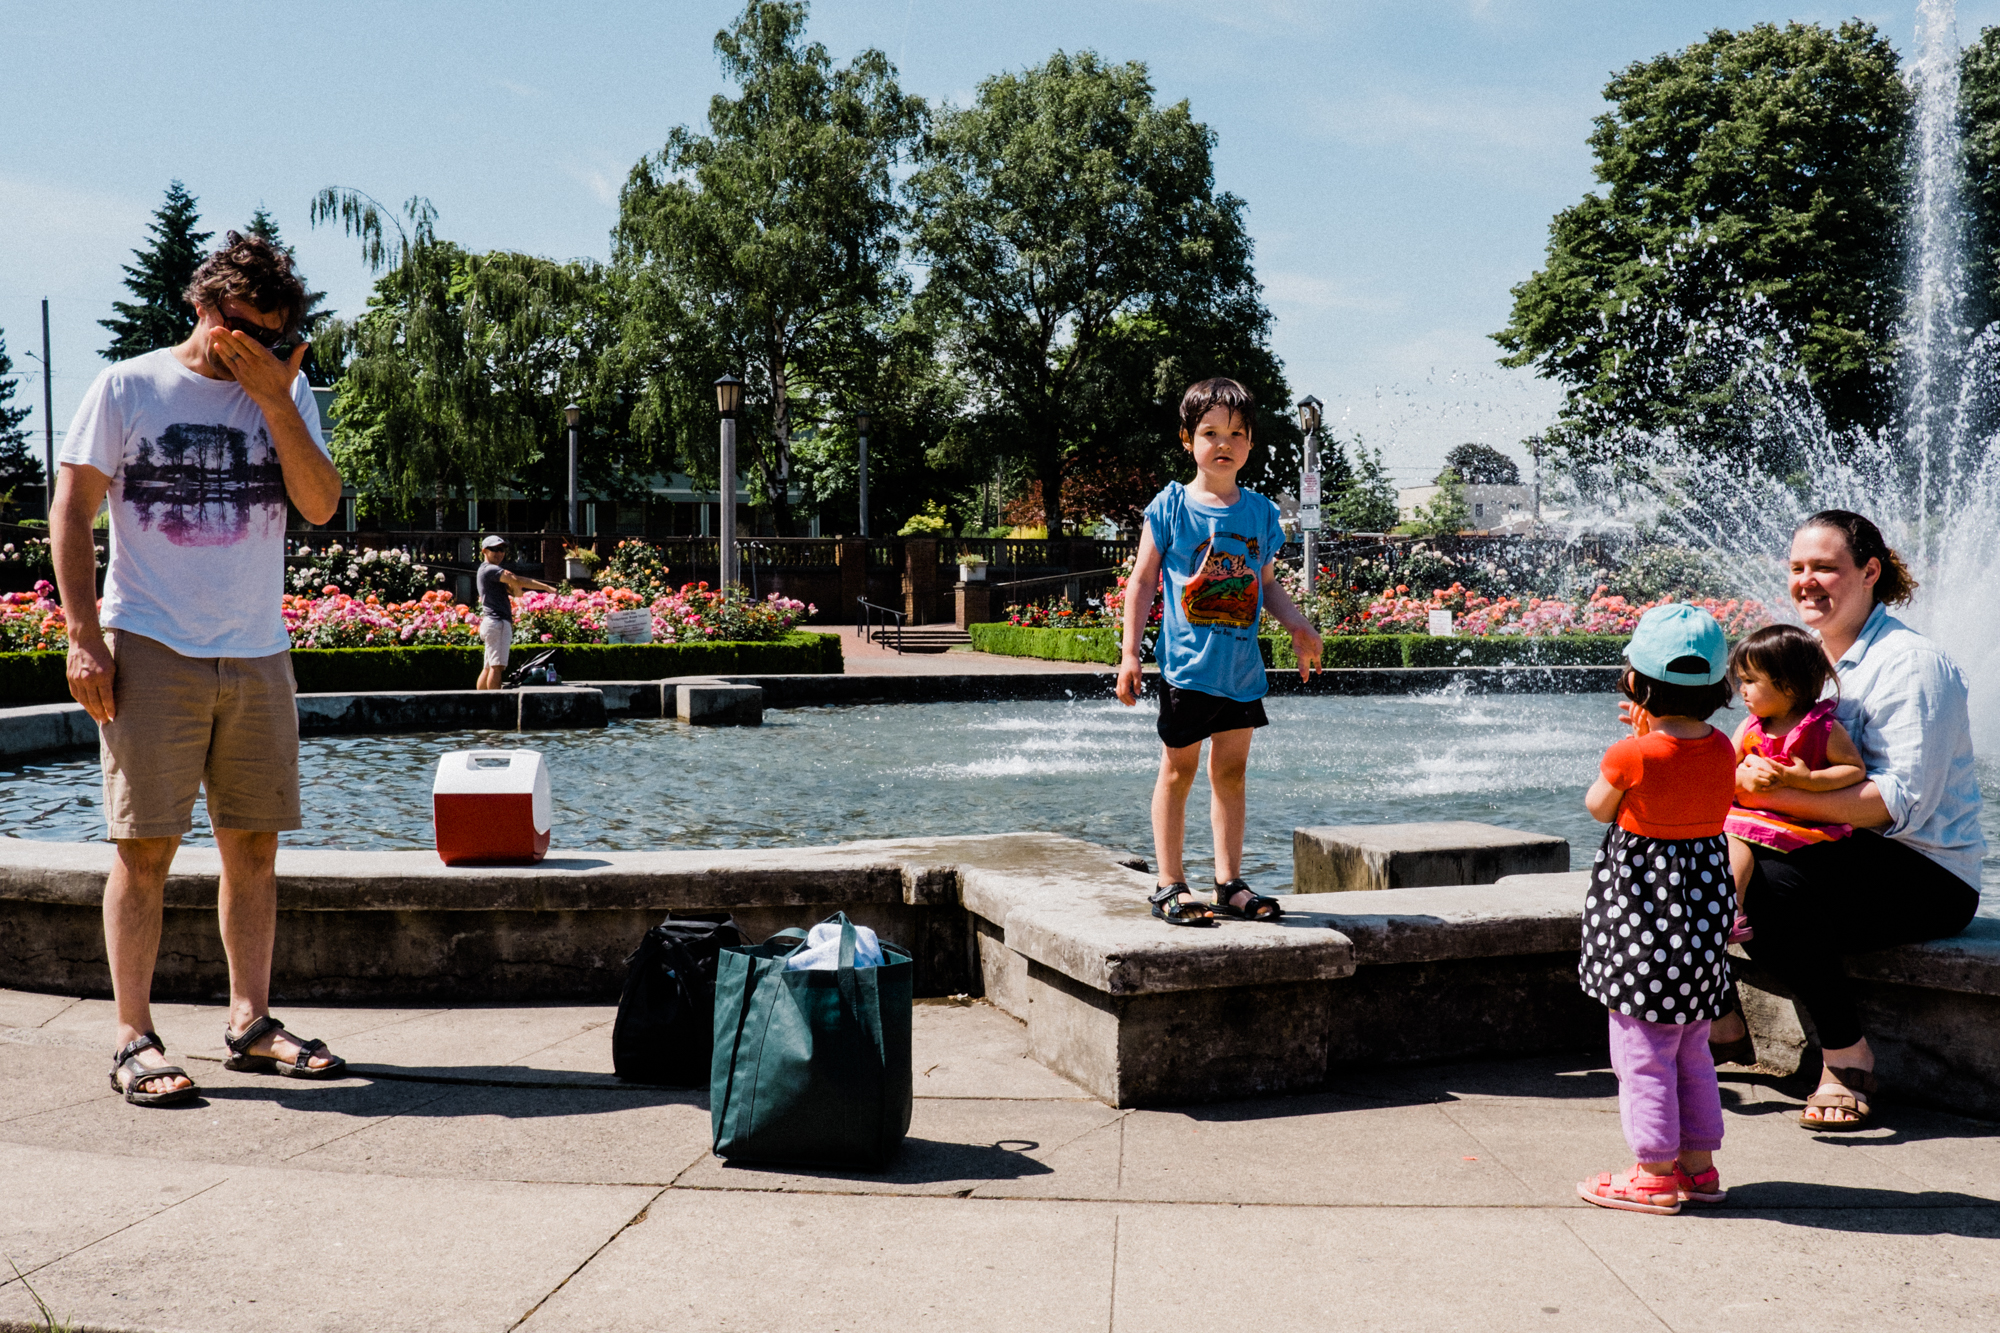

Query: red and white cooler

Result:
[432,750,552,866]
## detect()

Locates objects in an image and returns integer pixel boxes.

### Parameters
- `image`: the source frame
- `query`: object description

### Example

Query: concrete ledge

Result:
[1294,821,1570,893]
[0,702,98,759]
[675,680,764,725]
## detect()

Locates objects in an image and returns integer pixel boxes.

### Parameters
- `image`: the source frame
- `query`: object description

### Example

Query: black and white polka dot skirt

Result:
[1578,825,1733,1024]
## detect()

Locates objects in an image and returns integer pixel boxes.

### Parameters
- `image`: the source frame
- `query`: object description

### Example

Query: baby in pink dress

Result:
[1724,625,1867,941]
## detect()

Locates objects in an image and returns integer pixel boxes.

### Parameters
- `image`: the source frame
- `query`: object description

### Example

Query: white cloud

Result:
[1313,84,1592,164]
[1263,269,1401,317]
[496,79,541,100]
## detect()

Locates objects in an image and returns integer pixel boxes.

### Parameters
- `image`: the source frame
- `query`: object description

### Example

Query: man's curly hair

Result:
[183,231,308,338]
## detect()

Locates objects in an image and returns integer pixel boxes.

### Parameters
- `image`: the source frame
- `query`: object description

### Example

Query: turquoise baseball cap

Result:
[1624,603,1728,685]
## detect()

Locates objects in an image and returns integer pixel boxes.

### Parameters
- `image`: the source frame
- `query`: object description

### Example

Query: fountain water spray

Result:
[1628,0,2000,751]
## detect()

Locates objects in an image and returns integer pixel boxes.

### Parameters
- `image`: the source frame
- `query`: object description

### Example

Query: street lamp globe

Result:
[563,402,581,428]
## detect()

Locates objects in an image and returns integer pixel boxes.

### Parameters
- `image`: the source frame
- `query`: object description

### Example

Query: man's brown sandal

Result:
[110,1033,198,1106]
[223,1014,348,1079]
[1799,1065,1877,1130]
[1150,882,1217,927]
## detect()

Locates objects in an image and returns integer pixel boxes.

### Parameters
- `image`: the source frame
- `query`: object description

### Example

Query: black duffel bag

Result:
[612,915,742,1086]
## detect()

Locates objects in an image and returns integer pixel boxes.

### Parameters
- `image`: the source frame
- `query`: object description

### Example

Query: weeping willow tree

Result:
[310,188,605,525]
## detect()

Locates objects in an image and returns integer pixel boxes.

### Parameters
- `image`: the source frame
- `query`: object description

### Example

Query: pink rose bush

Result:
[284,589,481,649]
[512,583,813,645]
[0,581,66,652]
[1336,582,1769,638]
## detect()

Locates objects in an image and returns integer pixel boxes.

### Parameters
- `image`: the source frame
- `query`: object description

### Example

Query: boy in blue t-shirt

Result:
[1116,377,1323,926]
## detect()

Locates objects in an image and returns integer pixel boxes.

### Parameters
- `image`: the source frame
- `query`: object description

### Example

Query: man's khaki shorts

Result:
[98,630,301,840]
[479,616,512,668]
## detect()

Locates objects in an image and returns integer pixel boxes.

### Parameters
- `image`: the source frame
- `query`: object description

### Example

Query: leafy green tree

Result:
[909,51,1279,536]
[1955,27,2000,323]
[311,190,601,523]
[1325,440,1399,533]
[1410,470,1471,537]
[1439,442,1519,486]
[612,0,923,532]
[1495,22,1909,467]
[244,205,337,386]
[0,330,40,512]
[100,180,212,361]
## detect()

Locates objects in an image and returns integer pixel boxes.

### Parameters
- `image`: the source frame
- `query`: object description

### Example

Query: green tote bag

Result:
[709,913,914,1168]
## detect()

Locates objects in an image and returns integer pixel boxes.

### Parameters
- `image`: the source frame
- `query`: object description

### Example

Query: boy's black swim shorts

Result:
[1156,682,1269,749]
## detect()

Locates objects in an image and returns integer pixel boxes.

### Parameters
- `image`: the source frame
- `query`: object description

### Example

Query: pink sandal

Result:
[1674,1162,1727,1204]
[1577,1166,1682,1215]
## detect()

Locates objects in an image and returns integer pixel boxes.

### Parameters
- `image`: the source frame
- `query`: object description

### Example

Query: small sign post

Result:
[604,608,654,644]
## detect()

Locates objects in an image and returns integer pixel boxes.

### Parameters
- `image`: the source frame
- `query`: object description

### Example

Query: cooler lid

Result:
[432,750,552,834]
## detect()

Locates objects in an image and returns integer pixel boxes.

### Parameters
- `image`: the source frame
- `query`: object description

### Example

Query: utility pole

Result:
[39,301,54,511]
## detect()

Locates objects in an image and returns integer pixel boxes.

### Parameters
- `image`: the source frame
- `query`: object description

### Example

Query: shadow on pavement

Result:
[713,1137,1052,1186]
[199,1075,706,1117]
[1715,1182,2000,1233]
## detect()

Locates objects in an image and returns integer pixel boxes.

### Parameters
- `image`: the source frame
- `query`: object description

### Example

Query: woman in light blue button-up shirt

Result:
[1711,511,1984,1131]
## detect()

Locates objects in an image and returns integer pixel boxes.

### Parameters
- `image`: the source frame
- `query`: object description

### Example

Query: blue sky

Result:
[4,0,1995,487]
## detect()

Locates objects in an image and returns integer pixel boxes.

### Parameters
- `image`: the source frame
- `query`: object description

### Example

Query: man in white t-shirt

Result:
[51,232,350,1105]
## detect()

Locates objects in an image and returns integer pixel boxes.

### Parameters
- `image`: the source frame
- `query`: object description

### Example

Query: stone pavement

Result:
[2,987,1996,1333]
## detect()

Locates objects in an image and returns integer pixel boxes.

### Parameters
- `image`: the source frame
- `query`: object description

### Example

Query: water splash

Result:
[1615,0,2000,751]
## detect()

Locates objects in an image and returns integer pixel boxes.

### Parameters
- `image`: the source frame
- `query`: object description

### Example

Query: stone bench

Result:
[5,830,1991,1113]
[1494,870,2000,1120]
[1294,820,1569,892]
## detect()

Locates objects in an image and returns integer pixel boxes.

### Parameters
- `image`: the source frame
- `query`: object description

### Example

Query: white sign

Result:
[1297,503,1322,532]
[1427,609,1455,638]
[604,608,654,644]
[1299,470,1321,504]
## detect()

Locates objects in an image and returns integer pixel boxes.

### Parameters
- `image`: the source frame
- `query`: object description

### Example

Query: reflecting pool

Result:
[6,691,1995,901]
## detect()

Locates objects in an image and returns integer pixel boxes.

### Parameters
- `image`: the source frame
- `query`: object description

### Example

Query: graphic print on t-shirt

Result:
[1180,533,1261,628]
[123,422,288,547]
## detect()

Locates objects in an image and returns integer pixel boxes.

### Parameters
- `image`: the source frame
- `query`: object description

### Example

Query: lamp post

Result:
[715,374,743,588]
[855,405,871,538]
[21,300,53,518]
[563,403,581,538]
[1295,395,1323,597]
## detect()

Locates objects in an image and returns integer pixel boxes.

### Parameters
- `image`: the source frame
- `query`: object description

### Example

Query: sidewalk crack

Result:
[0,1177,228,1289]
[1555,1214,1679,1331]
[509,1186,668,1329]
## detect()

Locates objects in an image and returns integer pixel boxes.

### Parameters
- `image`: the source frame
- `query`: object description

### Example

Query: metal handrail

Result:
[991,566,1121,592]
[856,596,906,653]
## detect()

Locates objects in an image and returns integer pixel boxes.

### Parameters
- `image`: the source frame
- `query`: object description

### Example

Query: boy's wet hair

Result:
[1619,657,1733,721]
[1179,378,1256,439]
[1728,623,1835,709]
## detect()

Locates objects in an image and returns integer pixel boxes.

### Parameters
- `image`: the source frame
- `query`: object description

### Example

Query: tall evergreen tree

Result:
[100,180,212,361]
[0,330,40,512]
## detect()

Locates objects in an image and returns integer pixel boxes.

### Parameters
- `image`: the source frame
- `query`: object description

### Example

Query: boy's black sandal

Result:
[1212,879,1283,921]
[109,1032,198,1106]
[1150,882,1217,927]
[223,1014,347,1079]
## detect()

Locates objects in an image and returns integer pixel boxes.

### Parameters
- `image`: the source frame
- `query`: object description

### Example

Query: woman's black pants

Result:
[1742,831,1979,1052]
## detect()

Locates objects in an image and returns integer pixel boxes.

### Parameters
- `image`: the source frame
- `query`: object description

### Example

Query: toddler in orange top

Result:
[1576,604,1739,1216]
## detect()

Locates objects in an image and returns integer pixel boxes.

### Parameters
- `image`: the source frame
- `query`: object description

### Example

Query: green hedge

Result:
[0,632,844,704]
[0,651,67,705]
[970,625,1630,671]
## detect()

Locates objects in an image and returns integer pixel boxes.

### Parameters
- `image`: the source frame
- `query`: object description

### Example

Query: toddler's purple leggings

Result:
[1607,1011,1724,1162]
